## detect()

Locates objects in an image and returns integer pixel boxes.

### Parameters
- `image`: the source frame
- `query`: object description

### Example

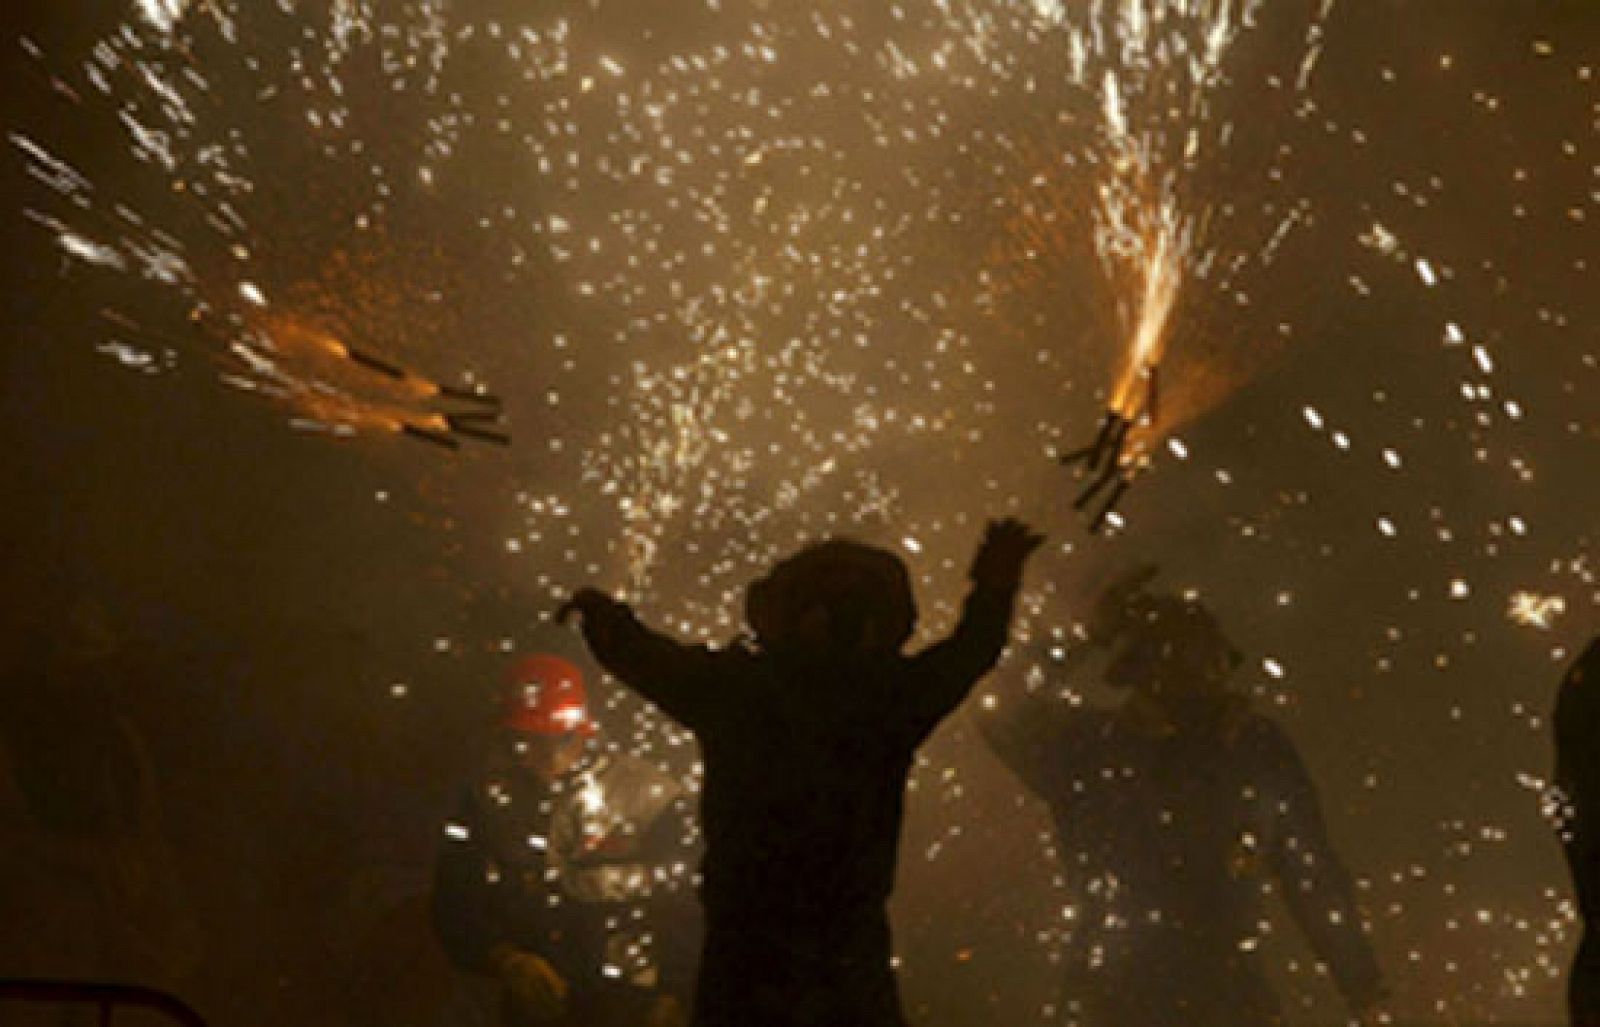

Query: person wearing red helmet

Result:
[559,519,1044,1027]
[431,653,698,1027]
[502,654,594,736]
[976,566,1387,1027]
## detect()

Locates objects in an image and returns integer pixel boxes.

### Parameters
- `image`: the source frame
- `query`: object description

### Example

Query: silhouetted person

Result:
[0,596,203,996]
[977,567,1385,1026]
[1555,636,1600,1027]
[559,519,1044,1027]
[433,653,698,1027]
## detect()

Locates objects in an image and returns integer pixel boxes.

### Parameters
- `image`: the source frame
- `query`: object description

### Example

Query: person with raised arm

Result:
[976,566,1388,1026]
[560,519,1044,1027]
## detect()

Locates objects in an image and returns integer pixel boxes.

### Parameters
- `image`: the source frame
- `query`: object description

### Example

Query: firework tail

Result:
[344,345,410,381]
[401,422,460,450]
[445,411,510,446]
[1060,411,1127,473]
[1087,477,1133,533]
[437,384,502,409]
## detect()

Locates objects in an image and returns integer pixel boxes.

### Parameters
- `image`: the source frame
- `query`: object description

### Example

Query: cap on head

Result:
[746,540,916,657]
[503,654,593,736]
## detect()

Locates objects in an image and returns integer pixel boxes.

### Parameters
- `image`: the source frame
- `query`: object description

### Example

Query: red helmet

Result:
[503,654,592,735]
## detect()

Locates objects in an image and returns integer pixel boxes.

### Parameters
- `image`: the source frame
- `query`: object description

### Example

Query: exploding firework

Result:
[987,0,1340,531]
[6,2,1596,1023]
[12,0,501,444]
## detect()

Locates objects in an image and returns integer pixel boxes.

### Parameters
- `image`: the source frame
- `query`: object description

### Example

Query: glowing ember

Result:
[1508,592,1566,631]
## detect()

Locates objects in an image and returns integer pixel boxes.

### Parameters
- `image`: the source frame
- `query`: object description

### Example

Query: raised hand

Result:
[968,517,1046,587]
[494,947,569,1022]
[644,995,689,1027]
[1085,563,1160,644]
[556,587,617,627]
[557,587,640,656]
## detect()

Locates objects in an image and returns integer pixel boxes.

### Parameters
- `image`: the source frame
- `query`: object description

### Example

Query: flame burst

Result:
[978,0,1337,443]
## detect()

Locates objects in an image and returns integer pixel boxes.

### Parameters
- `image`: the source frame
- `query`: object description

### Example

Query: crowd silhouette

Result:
[407,536,1600,1027]
[4,539,1595,1027]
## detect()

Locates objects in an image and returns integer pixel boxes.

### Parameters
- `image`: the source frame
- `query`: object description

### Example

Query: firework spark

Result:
[6,3,1594,1022]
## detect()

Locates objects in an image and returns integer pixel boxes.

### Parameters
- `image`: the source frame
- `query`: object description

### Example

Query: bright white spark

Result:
[95,340,157,371]
[59,231,126,269]
[1508,592,1565,630]
[135,0,189,34]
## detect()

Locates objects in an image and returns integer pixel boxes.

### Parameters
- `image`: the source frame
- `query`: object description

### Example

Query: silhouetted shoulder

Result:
[1228,711,1307,771]
[1556,637,1600,799]
[980,696,1119,798]
[1232,708,1290,744]
[1556,639,1600,746]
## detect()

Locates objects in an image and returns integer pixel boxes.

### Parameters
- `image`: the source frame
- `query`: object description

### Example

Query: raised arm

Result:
[558,588,720,729]
[902,519,1043,742]
[974,683,1068,798]
[1257,722,1387,1017]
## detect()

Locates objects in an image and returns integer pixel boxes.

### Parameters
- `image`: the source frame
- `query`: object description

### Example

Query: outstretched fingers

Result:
[556,587,610,626]
[985,517,1047,555]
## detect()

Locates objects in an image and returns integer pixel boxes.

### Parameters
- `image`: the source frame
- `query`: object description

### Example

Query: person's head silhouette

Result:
[1103,592,1242,706]
[745,540,917,661]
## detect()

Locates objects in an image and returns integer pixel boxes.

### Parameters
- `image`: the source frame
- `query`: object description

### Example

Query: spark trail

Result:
[7,5,1595,1021]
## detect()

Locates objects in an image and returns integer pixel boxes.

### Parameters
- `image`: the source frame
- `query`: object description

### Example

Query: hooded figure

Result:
[1555,636,1600,1027]
[977,567,1386,1026]
[560,519,1042,1027]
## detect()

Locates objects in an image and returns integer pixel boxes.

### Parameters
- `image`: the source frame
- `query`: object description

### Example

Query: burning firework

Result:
[6,3,1594,1020]
[1025,0,1336,531]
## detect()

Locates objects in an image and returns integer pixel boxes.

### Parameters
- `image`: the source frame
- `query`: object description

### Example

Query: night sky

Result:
[0,1,1595,1024]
